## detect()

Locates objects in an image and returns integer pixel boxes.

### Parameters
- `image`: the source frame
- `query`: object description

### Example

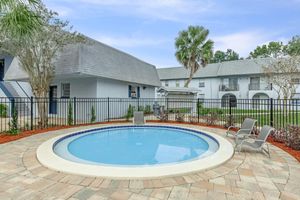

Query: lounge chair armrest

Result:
[227,126,239,132]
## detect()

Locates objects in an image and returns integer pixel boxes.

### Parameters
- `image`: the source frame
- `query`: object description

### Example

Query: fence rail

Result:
[0,97,299,133]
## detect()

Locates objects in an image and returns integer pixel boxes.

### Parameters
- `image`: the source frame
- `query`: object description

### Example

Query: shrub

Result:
[224,115,235,128]
[272,128,287,143]
[138,106,144,112]
[126,104,134,121]
[0,104,7,117]
[144,105,151,114]
[287,125,300,150]
[8,108,19,135]
[197,102,203,114]
[205,112,218,125]
[175,111,185,122]
[67,101,73,126]
[91,106,96,123]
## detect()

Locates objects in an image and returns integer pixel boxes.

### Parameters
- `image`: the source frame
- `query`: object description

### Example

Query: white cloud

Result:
[94,34,170,48]
[57,0,215,22]
[51,6,73,17]
[212,31,281,57]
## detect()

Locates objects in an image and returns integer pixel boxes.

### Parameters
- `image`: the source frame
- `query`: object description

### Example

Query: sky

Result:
[43,0,300,68]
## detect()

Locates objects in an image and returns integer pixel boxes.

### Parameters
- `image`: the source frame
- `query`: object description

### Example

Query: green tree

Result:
[211,50,226,63]
[249,44,269,58]
[211,49,240,63]
[0,0,41,38]
[175,26,214,87]
[249,42,284,58]
[0,5,83,127]
[225,49,239,61]
[285,36,300,56]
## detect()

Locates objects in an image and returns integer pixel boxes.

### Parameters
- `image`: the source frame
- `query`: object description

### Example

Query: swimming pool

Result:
[37,125,234,178]
[53,126,219,166]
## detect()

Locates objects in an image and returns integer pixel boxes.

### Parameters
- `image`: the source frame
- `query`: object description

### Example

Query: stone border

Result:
[36,125,234,179]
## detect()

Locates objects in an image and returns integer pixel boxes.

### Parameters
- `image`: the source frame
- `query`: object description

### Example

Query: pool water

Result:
[54,126,219,166]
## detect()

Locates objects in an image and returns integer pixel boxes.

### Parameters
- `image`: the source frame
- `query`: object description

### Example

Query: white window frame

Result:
[198,81,205,88]
[61,83,70,98]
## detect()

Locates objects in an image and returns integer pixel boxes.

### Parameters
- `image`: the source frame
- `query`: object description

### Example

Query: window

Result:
[165,81,169,87]
[175,80,180,87]
[128,85,140,98]
[198,81,205,88]
[292,78,300,84]
[61,83,70,98]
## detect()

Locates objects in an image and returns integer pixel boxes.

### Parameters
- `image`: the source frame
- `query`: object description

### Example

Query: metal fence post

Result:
[197,98,200,123]
[270,98,273,127]
[137,98,140,111]
[30,96,33,130]
[11,98,15,117]
[229,99,232,116]
[166,98,169,112]
[73,97,76,125]
[107,97,110,122]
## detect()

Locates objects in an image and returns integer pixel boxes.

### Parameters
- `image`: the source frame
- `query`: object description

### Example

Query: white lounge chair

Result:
[226,118,257,139]
[235,125,275,157]
[133,111,145,125]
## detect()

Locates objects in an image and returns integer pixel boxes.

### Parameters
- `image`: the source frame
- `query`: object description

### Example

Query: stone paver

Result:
[0,123,299,199]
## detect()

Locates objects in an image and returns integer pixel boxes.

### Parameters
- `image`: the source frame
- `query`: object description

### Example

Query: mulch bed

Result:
[267,137,300,162]
[0,121,299,163]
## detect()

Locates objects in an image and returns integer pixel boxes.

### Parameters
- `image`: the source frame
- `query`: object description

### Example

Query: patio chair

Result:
[226,118,257,139]
[133,111,145,125]
[235,125,275,157]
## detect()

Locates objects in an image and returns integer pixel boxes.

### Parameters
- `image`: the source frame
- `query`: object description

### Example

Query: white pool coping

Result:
[37,125,234,179]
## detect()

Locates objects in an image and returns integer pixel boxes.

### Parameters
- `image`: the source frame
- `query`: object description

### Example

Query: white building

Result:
[0,37,161,120]
[157,58,300,104]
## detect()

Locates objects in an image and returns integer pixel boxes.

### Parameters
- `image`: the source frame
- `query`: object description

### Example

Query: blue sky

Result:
[43,0,300,68]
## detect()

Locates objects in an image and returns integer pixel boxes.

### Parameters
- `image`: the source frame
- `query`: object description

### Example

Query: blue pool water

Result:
[54,126,219,166]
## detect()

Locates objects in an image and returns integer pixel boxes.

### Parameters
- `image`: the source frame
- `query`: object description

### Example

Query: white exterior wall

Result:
[49,77,156,122]
[52,78,98,98]
[160,75,284,100]
[96,78,155,98]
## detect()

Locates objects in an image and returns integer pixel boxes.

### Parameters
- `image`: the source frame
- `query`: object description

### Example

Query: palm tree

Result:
[175,26,214,87]
[0,0,41,38]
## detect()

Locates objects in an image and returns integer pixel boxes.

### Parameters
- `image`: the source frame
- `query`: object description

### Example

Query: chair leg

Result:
[266,143,270,158]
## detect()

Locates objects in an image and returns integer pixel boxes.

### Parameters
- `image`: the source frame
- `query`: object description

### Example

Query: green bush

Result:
[68,101,73,126]
[91,106,96,123]
[138,106,144,112]
[8,108,19,135]
[125,104,134,121]
[0,104,7,117]
[144,105,151,114]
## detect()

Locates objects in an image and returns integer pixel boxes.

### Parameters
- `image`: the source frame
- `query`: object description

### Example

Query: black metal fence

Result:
[0,97,299,133]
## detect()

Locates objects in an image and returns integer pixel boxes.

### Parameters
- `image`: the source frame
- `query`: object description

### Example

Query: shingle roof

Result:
[157,87,200,94]
[157,58,273,80]
[4,37,161,87]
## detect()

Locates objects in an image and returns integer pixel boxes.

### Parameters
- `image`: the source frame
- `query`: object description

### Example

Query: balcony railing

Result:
[249,83,272,91]
[219,84,239,91]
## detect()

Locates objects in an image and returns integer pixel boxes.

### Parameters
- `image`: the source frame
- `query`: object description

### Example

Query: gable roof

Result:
[4,37,161,87]
[157,58,273,80]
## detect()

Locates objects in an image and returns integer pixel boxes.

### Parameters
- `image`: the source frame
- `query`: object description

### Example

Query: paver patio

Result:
[0,123,300,200]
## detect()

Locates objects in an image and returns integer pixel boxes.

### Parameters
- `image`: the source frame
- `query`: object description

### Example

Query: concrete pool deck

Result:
[0,123,300,200]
